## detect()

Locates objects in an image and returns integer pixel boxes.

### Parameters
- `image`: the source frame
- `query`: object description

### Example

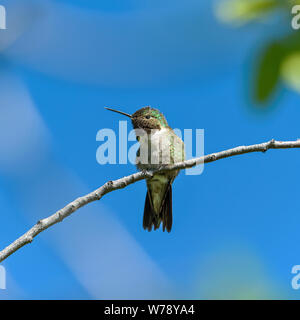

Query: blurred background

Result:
[0,0,300,299]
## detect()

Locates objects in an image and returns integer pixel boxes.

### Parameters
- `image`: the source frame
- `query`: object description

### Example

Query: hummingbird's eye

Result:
[145,115,151,119]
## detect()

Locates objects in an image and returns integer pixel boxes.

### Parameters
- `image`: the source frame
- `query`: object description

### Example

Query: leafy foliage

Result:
[215,0,300,106]
[254,42,285,103]
[215,0,281,25]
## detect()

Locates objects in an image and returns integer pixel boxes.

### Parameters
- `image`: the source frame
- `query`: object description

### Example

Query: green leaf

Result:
[281,52,300,92]
[254,42,285,103]
[215,0,280,25]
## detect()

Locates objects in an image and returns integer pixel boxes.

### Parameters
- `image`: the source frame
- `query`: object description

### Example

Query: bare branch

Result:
[0,139,299,263]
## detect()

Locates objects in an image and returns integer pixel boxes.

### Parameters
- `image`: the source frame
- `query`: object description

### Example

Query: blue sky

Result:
[0,0,299,299]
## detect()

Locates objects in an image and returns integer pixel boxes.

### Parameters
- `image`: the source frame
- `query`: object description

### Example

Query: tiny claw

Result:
[142,169,153,177]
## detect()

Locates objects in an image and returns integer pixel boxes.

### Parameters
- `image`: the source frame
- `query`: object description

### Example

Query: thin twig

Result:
[0,139,299,263]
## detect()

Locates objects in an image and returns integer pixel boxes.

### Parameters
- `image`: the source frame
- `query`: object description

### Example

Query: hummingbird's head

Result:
[131,106,168,131]
[105,106,169,131]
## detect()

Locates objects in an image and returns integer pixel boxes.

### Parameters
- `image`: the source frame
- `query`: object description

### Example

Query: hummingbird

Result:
[105,106,185,232]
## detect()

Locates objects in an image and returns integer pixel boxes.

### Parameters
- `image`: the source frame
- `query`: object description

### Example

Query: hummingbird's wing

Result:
[143,177,173,232]
[169,130,185,164]
[143,190,153,231]
[161,184,172,232]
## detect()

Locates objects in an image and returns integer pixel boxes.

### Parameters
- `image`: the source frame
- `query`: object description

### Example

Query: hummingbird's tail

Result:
[143,186,173,232]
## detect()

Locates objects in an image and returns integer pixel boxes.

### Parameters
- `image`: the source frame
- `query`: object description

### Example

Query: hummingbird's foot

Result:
[141,169,153,178]
[156,164,170,172]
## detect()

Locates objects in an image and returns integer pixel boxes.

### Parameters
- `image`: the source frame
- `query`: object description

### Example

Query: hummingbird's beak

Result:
[104,107,132,118]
